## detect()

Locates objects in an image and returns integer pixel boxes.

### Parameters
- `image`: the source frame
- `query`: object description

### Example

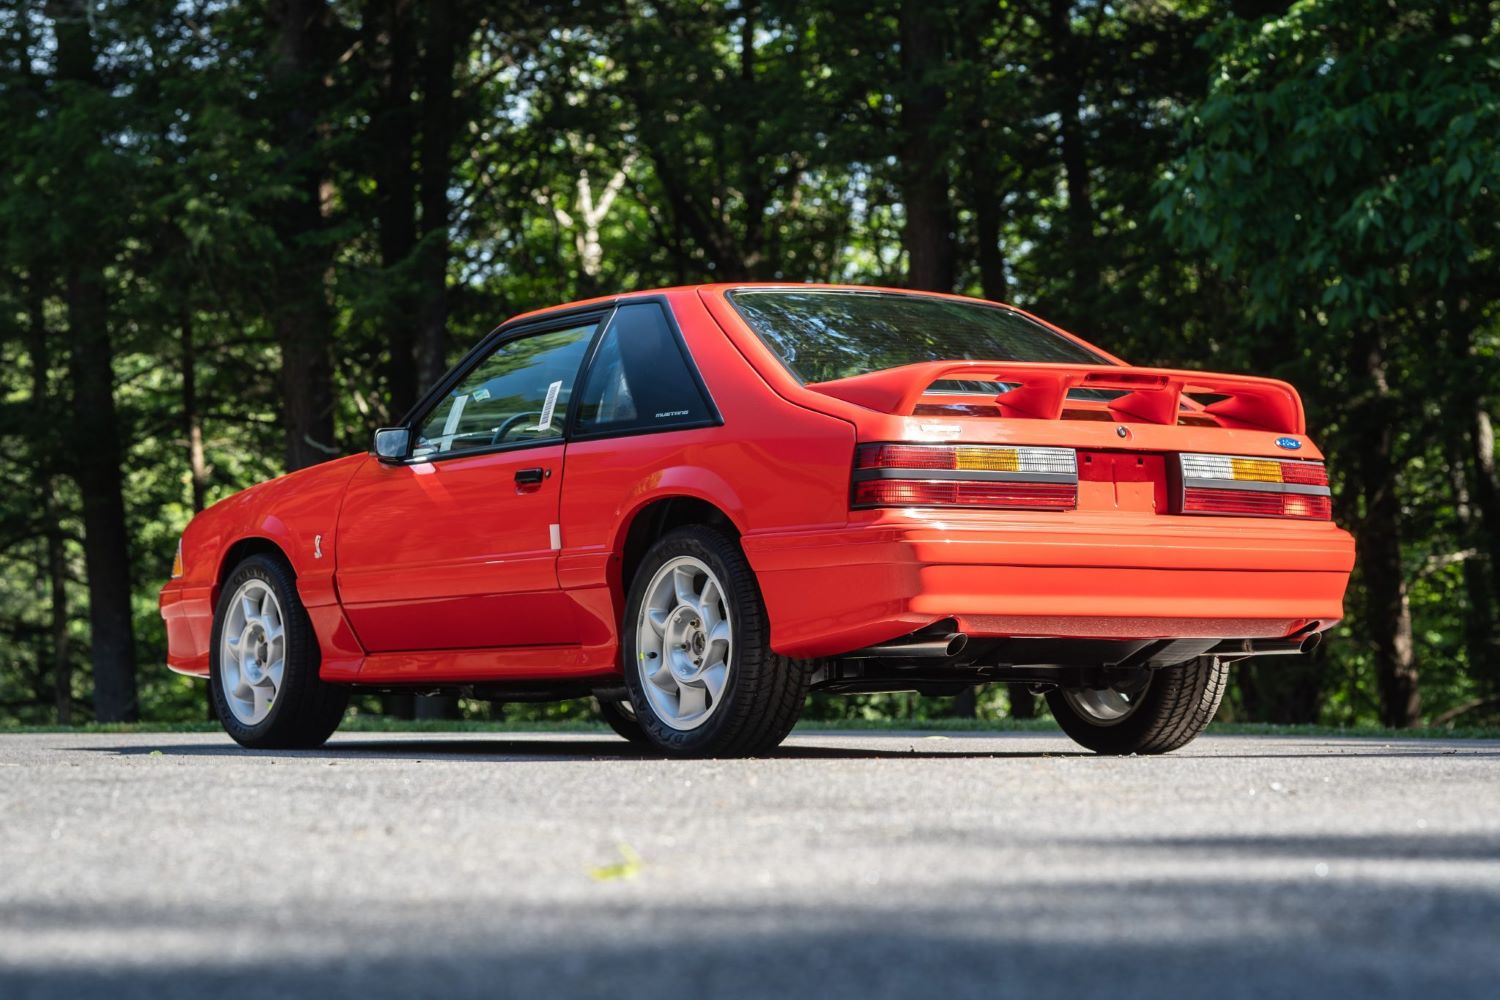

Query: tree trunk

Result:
[180,311,209,513]
[372,0,420,420]
[956,10,1006,302]
[897,0,955,292]
[45,489,71,725]
[1449,442,1499,694]
[1044,0,1098,314]
[51,0,138,722]
[1351,341,1420,727]
[970,160,1006,303]
[1465,407,1500,693]
[1446,302,1500,693]
[950,687,977,718]
[1008,684,1037,719]
[414,0,467,395]
[267,0,337,472]
[26,284,72,725]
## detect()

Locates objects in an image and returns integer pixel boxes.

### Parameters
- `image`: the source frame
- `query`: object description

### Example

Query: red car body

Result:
[160,284,1354,718]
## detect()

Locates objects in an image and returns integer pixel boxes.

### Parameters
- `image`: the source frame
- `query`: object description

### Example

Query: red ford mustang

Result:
[160,284,1355,756]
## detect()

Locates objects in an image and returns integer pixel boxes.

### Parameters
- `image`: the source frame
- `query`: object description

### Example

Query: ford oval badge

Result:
[1275,437,1302,450]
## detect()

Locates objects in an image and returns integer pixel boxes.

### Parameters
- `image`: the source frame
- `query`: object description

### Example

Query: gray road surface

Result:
[2,729,1498,999]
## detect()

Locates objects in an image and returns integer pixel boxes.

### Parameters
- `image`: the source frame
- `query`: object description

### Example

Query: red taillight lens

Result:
[855,480,1077,509]
[1182,487,1332,520]
[1179,452,1332,520]
[853,444,1078,510]
[1279,461,1329,487]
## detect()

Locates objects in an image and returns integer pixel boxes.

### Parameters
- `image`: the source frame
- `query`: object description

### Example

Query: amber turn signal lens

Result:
[171,539,185,579]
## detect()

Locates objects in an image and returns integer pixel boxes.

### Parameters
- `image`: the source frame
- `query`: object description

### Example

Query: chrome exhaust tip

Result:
[847,629,969,660]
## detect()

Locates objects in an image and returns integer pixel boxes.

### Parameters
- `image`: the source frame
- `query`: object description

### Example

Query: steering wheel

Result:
[490,412,544,444]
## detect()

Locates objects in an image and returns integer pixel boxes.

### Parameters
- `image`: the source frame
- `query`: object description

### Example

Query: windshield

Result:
[729,289,1108,384]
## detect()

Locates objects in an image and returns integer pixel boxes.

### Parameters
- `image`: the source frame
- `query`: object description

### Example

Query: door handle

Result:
[514,467,547,486]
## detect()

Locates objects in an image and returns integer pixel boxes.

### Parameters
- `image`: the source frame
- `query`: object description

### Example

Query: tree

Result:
[896,0,956,291]
[45,0,139,721]
[1158,0,1500,726]
[265,0,341,472]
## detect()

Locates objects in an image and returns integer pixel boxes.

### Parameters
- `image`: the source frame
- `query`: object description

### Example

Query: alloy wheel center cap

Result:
[243,626,267,679]
[669,607,706,678]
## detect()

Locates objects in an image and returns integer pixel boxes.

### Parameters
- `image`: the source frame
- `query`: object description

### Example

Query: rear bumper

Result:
[159,581,214,677]
[743,512,1355,658]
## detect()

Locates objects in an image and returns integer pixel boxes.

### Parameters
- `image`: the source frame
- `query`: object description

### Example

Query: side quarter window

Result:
[574,303,712,436]
[413,320,597,460]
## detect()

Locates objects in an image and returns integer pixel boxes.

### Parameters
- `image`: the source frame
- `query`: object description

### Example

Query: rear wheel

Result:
[1046,656,1228,755]
[622,526,809,757]
[596,697,652,748]
[209,553,348,749]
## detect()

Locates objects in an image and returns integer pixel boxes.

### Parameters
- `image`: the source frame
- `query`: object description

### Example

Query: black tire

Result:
[209,553,349,749]
[1046,656,1229,755]
[595,697,653,748]
[622,525,810,757]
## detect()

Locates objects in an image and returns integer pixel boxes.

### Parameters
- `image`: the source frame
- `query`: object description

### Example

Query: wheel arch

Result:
[614,495,741,604]
[214,537,292,604]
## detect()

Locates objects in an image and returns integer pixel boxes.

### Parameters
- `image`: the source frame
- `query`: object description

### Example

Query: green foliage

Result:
[1159,0,1499,330]
[1158,0,1500,723]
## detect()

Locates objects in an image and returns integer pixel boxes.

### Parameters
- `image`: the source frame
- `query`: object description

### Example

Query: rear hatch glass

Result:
[729,288,1108,382]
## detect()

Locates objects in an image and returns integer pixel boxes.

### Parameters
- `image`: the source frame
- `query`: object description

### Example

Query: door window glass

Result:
[575,303,710,435]
[413,321,597,459]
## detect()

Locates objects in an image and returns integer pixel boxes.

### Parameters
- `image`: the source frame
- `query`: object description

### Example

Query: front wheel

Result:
[1046,657,1229,755]
[209,553,349,749]
[622,526,809,757]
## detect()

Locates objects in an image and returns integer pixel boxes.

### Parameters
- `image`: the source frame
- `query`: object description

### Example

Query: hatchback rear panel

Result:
[705,285,1353,659]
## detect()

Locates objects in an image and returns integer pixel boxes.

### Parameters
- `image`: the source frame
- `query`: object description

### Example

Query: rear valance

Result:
[805,361,1305,435]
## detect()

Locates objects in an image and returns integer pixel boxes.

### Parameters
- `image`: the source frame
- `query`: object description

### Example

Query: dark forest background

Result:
[2,0,1497,728]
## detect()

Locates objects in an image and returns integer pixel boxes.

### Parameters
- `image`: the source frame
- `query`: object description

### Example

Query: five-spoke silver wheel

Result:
[218,578,285,726]
[634,555,733,731]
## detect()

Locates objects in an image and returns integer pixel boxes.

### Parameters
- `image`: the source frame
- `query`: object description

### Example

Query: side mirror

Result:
[372,427,411,463]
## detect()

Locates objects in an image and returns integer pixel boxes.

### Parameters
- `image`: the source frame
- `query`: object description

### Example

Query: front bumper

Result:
[743,510,1356,659]
[159,581,215,677]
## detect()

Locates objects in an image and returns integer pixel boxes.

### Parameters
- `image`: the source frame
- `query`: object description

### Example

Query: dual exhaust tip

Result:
[850,625,968,660]
[1210,629,1323,659]
[850,623,1323,662]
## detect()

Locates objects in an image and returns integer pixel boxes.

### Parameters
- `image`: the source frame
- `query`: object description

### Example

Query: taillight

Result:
[853,444,1078,510]
[1178,453,1332,520]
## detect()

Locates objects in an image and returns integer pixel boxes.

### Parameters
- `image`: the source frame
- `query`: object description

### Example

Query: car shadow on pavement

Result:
[74,736,1091,762]
[1051,832,1500,862]
[7,875,1500,1000]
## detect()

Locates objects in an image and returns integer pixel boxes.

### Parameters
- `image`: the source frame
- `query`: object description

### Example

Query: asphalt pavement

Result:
[2,729,1498,999]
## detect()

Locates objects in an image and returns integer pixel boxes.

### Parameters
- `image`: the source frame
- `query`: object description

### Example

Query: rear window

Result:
[729,289,1107,384]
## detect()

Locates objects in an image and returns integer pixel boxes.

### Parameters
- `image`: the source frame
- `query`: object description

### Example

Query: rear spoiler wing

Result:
[806,361,1306,435]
